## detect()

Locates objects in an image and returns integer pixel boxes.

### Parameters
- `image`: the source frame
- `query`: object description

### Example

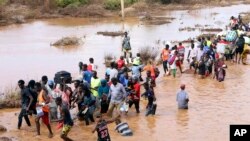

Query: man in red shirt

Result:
[117,56,125,70]
[128,76,140,113]
[87,58,97,71]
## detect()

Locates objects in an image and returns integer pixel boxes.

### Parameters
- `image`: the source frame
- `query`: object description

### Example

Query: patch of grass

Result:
[0,86,20,109]
[0,0,7,6]
[242,12,250,24]
[104,0,138,10]
[97,31,125,37]
[138,46,159,64]
[56,0,89,8]
[104,53,116,67]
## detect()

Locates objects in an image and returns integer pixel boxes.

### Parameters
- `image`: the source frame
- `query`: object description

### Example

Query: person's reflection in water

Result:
[176,109,189,127]
[146,117,156,134]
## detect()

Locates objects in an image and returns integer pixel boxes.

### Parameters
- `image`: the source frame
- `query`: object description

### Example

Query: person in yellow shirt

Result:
[91,71,101,98]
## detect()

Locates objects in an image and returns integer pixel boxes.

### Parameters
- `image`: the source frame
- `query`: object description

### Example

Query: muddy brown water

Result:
[1,4,250,141]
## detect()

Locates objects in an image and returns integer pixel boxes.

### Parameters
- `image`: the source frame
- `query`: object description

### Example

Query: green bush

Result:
[0,0,7,5]
[56,0,89,7]
[104,0,138,10]
[160,0,183,4]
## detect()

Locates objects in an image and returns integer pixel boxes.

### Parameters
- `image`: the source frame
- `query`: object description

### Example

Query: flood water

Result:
[0,3,250,141]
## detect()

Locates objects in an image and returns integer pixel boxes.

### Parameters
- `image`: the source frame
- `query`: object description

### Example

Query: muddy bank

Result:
[0,125,7,132]
[0,137,12,141]
[179,26,223,32]
[1,1,249,27]
[51,36,82,46]
[0,3,112,26]
[140,14,174,25]
[0,90,21,109]
[97,31,125,37]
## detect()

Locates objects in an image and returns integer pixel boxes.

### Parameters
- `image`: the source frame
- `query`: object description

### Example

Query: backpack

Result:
[168,55,176,65]
[236,37,245,48]
[226,31,237,42]
[154,67,160,78]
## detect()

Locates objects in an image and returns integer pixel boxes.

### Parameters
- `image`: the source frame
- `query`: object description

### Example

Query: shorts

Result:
[176,60,181,67]
[41,112,50,126]
[62,124,72,136]
[122,49,131,53]
[236,47,243,54]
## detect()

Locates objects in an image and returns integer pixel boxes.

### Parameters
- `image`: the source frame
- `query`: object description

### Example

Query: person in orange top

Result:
[161,44,170,75]
[35,82,53,138]
[143,60,156,79]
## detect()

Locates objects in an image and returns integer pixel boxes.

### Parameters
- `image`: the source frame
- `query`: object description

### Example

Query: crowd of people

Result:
[16,15,250,141]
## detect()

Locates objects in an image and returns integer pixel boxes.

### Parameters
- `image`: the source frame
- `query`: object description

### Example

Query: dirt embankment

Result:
[1,0,250,26]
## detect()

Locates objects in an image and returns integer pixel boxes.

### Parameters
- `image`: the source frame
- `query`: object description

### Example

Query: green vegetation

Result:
[56,0,89,7]
[0,0,7,5]
[0,87,20,108]
[164,0,182,4]
[138,46,159,64]
[104,0,138,10]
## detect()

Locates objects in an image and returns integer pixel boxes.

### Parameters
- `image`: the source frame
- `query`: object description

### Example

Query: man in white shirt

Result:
[187,40,198,70]
[109,62,118,80]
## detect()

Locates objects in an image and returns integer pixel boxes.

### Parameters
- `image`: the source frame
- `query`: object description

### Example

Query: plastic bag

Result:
[36,107,44,117]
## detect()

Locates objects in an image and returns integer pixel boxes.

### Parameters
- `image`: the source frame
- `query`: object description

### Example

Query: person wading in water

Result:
[122,32,132,64]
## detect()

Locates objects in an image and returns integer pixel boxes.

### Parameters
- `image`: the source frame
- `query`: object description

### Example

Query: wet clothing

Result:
[217,68,226,82]
[100,99,109,114]
[198,61,206,76]
[176,90,189,109]
[96,120,111,141]
[62,124,72,136]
